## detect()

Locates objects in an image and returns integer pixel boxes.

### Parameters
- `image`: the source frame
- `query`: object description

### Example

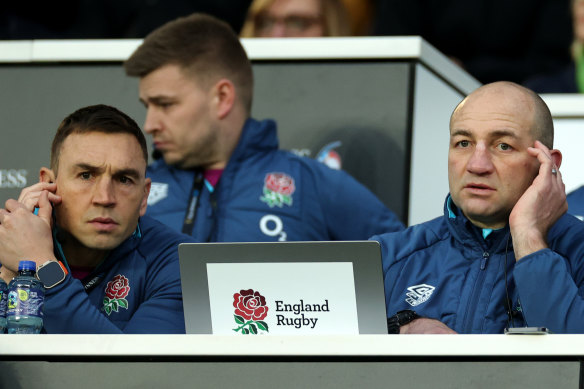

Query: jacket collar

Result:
[444,195,511,253]
[228,118,279,164]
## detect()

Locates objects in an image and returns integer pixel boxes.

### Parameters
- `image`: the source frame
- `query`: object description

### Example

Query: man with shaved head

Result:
[372,81,584,334]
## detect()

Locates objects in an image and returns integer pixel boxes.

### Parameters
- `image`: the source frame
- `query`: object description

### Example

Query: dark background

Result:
[1,0,574,85]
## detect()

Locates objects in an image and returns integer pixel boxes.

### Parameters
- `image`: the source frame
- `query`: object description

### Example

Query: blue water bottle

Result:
[0,275,7,333]
[7,261,44,334]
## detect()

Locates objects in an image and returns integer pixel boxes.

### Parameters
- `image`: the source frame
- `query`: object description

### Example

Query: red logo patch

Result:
[103,275,130,316]
[260,173,295,208]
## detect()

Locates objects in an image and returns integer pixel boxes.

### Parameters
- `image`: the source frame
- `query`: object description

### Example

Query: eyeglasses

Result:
[255,14,323,35]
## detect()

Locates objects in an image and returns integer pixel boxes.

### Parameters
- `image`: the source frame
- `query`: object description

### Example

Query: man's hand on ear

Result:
[0,191,57,273]
[18,181,61,212]
[509,141,567,260]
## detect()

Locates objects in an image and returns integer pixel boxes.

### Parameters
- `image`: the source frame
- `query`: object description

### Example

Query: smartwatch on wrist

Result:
[387,309,420,334]
[36,260,68,289]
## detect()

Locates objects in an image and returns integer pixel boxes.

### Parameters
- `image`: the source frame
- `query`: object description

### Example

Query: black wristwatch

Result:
[387,309,421,334]
[36,260,68,289]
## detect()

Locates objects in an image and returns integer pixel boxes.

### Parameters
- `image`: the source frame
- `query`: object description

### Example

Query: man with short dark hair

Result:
[373,82,584,334]
[0,104,192,333]
[124,13,404,242]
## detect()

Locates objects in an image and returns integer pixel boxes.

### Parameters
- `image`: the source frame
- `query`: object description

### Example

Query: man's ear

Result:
[550,149,563,169]
[39,167,56,183]
[139,178,151,217]
[212,78,236,119]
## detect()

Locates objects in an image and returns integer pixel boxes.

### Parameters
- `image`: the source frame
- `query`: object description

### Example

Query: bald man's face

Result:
[448,86,540,229]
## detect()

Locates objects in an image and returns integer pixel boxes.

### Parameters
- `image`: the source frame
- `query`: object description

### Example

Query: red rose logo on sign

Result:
[260,172,295,208]
[233,289,269,334]
[103,275,130,316]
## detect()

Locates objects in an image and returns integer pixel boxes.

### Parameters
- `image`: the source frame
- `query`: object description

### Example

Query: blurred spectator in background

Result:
[373,0,573,85]
[524,0,584,93]
[240,0,350,37]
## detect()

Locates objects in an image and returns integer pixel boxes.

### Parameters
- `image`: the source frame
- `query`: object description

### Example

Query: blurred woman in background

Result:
[240,0,351,37]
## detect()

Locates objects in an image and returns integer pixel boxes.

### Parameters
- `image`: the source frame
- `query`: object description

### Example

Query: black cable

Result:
[504,233,515,328]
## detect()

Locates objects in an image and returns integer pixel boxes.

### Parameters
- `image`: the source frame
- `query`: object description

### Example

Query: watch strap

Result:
[387,309,420,334]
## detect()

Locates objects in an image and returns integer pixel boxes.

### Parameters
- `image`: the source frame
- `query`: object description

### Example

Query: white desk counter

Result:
[0,334,583,357]
[1,335,583,388]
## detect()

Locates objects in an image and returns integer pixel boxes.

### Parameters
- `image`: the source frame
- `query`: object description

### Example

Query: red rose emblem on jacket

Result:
[265,173,295,196]
[105,275,131,300]
[233,289,269,321]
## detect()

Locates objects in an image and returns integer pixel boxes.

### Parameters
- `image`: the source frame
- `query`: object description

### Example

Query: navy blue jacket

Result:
[44,216,194,333]
[146,118,404,242]
[372,196,584,333]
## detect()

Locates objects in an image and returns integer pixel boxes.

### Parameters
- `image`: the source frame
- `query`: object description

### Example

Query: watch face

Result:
[37,261,66,289]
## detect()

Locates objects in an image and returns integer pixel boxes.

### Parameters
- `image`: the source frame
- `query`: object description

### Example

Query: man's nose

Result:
[143,108,159,134]
[269,24,287,37]
[467,144,494,174]
[93,178,116,207]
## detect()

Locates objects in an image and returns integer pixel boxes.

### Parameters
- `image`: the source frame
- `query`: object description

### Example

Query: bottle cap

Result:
[18,260,37,272]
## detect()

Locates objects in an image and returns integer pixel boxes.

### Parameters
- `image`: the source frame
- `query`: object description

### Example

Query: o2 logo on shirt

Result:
[260,214,287,241]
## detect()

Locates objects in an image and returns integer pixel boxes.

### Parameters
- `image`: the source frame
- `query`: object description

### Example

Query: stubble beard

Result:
[170,125,221,170]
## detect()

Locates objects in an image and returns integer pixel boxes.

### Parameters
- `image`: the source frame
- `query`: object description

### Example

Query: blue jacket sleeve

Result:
[43,270,184,334]
[514,216,584,333]
[42,239,185,334]
[312,165,405,239]
[514,249,584,333]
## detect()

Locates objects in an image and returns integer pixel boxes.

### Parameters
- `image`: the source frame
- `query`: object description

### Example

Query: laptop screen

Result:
[178,241,387,335]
